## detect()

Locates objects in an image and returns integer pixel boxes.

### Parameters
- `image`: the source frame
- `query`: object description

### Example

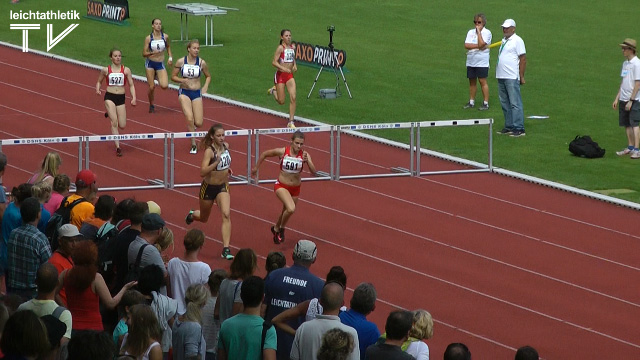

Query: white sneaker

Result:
[616,148,632,156]
[287,121,296,129]
[631,150,640,159]
[189,145,197,154]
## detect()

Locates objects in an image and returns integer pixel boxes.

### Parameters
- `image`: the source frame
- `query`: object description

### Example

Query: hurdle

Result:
[83,133,169,191]
[0,135,83,174]
[414,118,494,176]
[253,125,334,184]
[170,129,252,188]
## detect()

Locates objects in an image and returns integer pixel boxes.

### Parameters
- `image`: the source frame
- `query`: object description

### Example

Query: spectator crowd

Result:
[0,151,539,359]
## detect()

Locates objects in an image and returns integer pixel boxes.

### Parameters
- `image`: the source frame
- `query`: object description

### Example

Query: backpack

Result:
[95,222,119,286]
[124,243,149,284]
[569,135,606,158]
[45,196,88,251]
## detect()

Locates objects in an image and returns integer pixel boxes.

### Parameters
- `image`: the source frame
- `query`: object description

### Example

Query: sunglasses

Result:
[474,21,483,24]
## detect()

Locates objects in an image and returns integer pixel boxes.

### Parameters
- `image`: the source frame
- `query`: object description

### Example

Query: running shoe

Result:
[616,148,632,156]
[267,86,276,95]
[149,105,155,113]
[221,247,234,260]
[287,121,296,129]
[463,102,474,109]
[496,128,513,135]
[510,130,526,137]
[271,226,279,244]
[185,210,194,225]
[189,145,197,154]
[478,103,489,111]
[116,148,122,157]
[278,228,285,243]
[631,150,640,159]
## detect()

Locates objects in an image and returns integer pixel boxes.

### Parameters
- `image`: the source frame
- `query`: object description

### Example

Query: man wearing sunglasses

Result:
[464,13,492,111]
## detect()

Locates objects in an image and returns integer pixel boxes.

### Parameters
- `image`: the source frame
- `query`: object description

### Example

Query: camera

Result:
[327,25,335,32]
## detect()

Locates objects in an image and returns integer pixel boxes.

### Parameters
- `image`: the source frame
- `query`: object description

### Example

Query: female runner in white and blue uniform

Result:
[142,18,173,113]
[171,39,211,154]
[185,124,234,260]
[96,48,136,157]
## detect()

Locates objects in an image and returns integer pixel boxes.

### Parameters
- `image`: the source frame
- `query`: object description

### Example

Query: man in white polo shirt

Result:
[496,18,527,137]
[463,13,492,111]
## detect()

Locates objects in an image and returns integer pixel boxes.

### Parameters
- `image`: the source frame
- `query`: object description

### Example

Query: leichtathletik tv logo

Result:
[9,10,79,52]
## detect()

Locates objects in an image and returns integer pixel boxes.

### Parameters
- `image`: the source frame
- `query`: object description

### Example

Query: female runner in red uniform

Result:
[268,29,298,129]
[251,131,316,243]
[171,40,211,154]
[96,48,136,157]
[142,18,173,113]
[185,124,234,260]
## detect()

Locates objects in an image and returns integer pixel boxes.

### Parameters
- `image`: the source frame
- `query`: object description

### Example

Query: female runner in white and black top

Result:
[185,124,234,260]
[171,39,211,154]
[96,48,136,157]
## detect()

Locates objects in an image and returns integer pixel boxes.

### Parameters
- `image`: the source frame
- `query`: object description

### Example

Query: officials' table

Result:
[166,3,237,46]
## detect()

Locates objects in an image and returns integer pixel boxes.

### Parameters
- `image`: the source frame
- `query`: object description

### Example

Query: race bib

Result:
[282,155,303,173]
[283,48,295,63]
[217,151,231,171]
[182,63,200,79]
[108,72,125,86]
[150,39,166,52]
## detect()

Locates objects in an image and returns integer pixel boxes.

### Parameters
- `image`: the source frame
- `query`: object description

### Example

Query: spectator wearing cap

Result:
[65,170,98,229]
[290,282,360,360]
[18,263,72,344]
[613,38,640,158]
[6,197,52,300]
[49,224,81,306]
[339,282,380,359]
[496,18,527,137]
[263,239,324,360]
[127,213,168,294]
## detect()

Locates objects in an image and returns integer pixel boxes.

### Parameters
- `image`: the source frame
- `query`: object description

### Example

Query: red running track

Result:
[1,44,639,359]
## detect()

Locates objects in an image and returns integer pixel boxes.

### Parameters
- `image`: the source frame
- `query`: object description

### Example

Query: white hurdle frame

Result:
[253,125,334,184]
[83,133,169,191]
[170,129,252,188]
[0,136,83,174]
[336,122,416,180]
[415,118,494,176]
